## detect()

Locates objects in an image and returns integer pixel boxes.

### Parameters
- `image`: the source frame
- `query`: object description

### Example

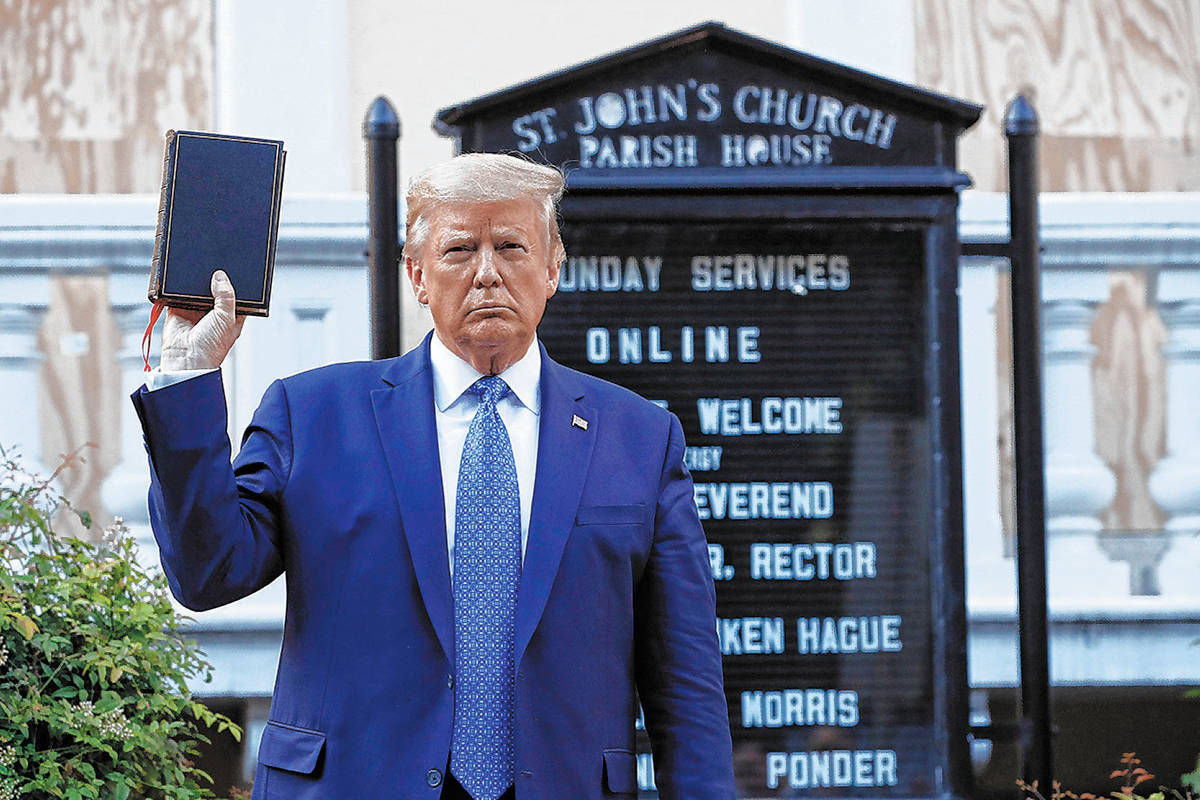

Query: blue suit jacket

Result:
[132,337,735,799]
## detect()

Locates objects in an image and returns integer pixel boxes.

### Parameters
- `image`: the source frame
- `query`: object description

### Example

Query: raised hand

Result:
[160,270,247,371]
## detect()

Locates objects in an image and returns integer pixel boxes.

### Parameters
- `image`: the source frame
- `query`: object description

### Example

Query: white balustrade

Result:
[1148,271,1200,597]
[4,191,1200,692]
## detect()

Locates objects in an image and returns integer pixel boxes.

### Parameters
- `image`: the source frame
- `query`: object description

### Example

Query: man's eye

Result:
[498,242,526,251]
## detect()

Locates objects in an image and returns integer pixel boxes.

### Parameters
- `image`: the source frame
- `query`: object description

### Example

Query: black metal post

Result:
[364,96,401,360]
[1006,94,1053,794]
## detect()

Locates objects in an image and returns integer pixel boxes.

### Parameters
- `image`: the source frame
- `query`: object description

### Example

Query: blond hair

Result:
[403,152,566,262]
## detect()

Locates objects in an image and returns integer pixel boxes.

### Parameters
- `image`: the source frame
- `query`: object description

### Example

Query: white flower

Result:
[96,707,132,739]
[73,701,133,741]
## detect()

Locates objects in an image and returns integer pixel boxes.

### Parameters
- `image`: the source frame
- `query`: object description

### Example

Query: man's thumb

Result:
[211,270,237,316]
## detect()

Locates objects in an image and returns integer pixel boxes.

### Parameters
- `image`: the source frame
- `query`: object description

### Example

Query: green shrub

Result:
[0,446,241,799]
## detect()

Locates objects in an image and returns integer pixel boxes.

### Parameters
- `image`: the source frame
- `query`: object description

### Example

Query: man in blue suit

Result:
[132,153,735,799]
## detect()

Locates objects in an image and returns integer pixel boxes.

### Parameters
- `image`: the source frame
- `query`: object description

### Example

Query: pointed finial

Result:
[364,96,400,139]
[1004,95,1039,137]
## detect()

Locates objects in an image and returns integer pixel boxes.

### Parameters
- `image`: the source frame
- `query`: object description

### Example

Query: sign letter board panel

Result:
[539,217,939,797]
[431,21,980,800]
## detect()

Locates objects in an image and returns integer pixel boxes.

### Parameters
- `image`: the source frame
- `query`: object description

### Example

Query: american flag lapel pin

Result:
[572,414,589,431]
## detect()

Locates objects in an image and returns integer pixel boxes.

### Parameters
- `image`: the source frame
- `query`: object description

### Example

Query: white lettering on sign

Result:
[766,751,898,789]
[708,543,734,581]
[721,133,832,166]
[684,445,723,471]
[750,542,876,581]
[741,689,859,727]
[573,83,721,133]
[795,616,902,654]
[558,256,662,292]
[508,82,901,165]
[512,107,560,152]
[585,325,759,365]
[693,481,833,520]
[730,88,897,147]
[585,328,610,364]
[696,396,843,436]
[691,254,850,293]
[717,617,786,655]
[579,134,699,168]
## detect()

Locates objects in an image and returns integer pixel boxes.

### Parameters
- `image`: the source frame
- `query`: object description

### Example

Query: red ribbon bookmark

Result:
[141,301,166,373]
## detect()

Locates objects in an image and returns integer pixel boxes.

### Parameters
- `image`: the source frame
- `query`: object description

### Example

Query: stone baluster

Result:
[1043,300,1116,530]
[1040,273,1123,594]
[101,303,160,567]
[0,303,49,474]
[1148,272,1200,597]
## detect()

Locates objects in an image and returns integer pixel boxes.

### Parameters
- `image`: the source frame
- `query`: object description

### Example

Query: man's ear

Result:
[406,256,429,305]
[545,246,564,299]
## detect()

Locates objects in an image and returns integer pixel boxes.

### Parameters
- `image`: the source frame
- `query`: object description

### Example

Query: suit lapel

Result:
[516,348,595,668]
[371,337,454,665]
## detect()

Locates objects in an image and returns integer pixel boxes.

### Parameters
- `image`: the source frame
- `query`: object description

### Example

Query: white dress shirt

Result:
[145,367,216,391]
[145,336,543,577]
[430,334,541,575]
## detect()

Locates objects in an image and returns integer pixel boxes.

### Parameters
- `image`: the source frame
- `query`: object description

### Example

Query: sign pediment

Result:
[435,22,982,186]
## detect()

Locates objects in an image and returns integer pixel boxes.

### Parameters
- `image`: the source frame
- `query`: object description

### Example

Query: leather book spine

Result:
[148,130,177,303]
[256,149,287,317]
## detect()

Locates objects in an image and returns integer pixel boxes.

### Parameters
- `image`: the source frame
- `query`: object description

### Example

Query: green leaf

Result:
[13,614,37,640]
[93,695,120,714]
[75,510,92,529]
[1181,757,1200,793]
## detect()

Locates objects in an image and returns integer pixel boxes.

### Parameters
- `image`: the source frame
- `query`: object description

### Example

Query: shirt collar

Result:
[430,333,541,415]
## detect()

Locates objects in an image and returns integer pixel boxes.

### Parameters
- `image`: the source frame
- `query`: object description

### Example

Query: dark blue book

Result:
[149,130,286,317]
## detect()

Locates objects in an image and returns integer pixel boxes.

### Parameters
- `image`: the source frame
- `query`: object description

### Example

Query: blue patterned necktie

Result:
[450,376,521,800]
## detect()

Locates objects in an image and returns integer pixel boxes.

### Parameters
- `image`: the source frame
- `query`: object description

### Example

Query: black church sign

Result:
[435,22,981,799]
[437,23,974,179]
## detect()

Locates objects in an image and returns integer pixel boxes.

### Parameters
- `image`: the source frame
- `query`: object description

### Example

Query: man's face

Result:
[407,198,561,375]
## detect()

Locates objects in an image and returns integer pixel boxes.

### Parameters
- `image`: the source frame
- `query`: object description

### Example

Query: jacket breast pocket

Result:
[575,503,652,527]
[573,504,653,570]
